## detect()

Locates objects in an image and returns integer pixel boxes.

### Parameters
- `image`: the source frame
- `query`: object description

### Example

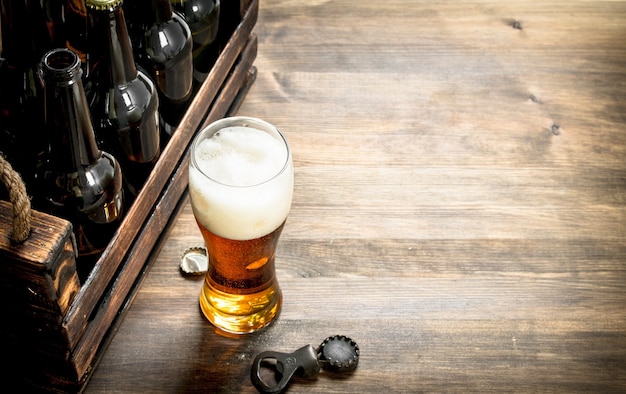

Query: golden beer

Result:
[189,117,293,334]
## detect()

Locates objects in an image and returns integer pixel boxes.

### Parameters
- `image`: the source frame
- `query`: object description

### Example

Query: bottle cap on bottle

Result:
[86,0,123,11]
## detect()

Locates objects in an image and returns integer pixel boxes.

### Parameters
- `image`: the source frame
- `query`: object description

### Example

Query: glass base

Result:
[199,281,282,334]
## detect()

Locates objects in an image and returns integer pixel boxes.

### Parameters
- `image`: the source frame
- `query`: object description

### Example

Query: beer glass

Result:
[189,117,294,334]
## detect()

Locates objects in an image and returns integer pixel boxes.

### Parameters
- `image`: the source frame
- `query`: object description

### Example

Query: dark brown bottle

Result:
[38,48,124,275]
[131,0,194,140]
[86,0,161,200]
[171,0,220,89]
[54,0,90,70]
[12,0,89,73]
[0,0,51,190]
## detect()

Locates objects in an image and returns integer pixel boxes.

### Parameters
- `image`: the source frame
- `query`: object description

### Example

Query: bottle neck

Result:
[62,0,89,64]
[41,49,101,170]
[153,0,174,24]
[90,4,139,85]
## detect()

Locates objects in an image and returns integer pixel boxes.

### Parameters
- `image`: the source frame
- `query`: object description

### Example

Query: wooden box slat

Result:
[0,201,80,318]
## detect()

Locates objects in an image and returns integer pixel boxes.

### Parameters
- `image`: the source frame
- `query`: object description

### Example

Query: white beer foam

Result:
[195,127,286,186]
[190,126,293,241]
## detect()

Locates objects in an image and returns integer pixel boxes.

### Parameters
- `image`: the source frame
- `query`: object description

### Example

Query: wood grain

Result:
[86,0,626,392]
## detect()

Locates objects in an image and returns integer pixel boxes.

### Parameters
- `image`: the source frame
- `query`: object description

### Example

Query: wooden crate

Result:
[0,0,258,391]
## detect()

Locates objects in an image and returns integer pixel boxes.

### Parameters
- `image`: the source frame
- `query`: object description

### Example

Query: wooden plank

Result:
[0,201,79,316]
[86,0,626,392]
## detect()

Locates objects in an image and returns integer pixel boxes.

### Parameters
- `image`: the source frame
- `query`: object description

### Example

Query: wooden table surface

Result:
[85,1,626,392]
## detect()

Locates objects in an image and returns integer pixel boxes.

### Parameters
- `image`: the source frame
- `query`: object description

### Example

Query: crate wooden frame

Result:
[0,0,258,391]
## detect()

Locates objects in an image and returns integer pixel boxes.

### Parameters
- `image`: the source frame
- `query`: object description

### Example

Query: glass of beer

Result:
[189,116,294,334]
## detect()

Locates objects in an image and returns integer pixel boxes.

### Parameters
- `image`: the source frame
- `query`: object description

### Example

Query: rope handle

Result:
[0,155,31,242]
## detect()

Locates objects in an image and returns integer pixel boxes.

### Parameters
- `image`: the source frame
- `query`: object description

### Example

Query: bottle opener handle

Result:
[251,344,321,394]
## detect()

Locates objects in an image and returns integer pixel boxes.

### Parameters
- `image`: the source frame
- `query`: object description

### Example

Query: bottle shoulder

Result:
[88,66,158,109]
[144,17,193,62]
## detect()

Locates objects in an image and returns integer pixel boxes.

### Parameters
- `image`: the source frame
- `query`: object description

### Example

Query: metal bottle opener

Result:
[251,335,360,393]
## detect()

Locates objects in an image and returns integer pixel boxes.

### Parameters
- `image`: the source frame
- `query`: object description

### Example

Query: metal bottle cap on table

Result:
[179,246,208,275]
[317,335,360,372]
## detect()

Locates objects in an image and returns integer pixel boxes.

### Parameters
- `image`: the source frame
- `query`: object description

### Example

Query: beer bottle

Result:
[38,48,124,274]
[19,0,89,73]
[85,0,161,201]
[131,0,194,140]
[171,0,220,89]
[0,0,51,191]
[57,0,90,72]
